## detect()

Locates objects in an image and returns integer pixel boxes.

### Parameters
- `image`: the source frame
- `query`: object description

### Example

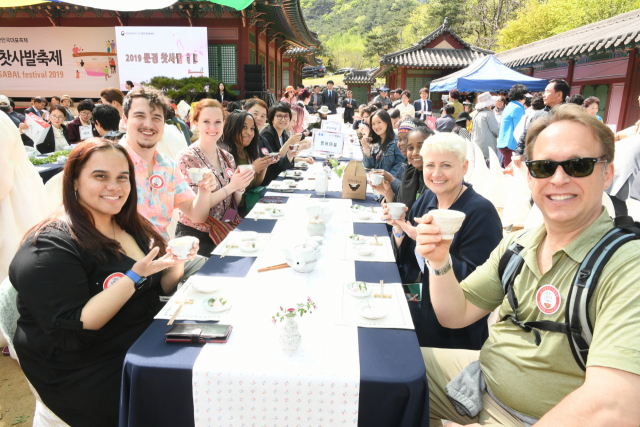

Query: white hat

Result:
[318,105,330,114]
[475,92,499,109]
[0,95,9,108]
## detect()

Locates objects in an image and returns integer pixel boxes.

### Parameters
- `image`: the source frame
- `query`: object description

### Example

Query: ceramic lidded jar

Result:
[307,217,325,236]
[279,317,301,351]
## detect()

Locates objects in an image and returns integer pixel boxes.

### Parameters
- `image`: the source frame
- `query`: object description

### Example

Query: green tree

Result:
[497,0,640,51]
[364,26,400,61]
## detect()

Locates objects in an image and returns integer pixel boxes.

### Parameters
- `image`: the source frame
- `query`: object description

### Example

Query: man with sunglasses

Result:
[413,104,640,426]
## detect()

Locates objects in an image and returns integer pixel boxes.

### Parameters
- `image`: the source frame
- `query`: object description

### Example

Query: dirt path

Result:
[0,356,35,427]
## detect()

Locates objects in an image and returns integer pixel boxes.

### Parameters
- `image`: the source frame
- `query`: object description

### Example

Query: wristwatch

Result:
[125,270,147,290]
[393,228,405,238]
[425,255,452,276]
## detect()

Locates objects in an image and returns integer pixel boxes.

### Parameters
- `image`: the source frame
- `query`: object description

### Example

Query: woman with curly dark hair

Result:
[221,111,273,212]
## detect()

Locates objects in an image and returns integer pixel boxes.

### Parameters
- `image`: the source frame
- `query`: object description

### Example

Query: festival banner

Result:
[0,27,119,98]
[114,27,209,92]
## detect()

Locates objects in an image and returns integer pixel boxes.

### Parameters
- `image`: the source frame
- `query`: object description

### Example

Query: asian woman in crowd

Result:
[9,139,198,427]
[382,133,502,349]
[362,109,405,176]
[67,99,99,143]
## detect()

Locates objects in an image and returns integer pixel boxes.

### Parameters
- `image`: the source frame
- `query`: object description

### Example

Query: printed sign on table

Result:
[312,129,344,155]
[320,120,342,133]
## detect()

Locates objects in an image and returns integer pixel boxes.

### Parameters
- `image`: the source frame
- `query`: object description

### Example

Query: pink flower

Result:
[287,308,296,312]
[307,297,314,303]
[271,318,276,325]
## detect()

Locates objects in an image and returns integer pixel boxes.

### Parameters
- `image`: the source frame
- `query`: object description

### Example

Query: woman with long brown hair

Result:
[9,138,198,427]
[175,99,254,256]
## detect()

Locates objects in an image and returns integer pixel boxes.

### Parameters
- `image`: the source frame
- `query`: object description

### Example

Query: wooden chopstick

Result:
[258,263,290,273]
[371,234,383,246]
[374,280,391,298]
[254,211,264,221]
[220,242,236,258]
[167,304,183,325]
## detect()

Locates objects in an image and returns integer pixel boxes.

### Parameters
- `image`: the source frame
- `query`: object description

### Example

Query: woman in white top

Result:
[31,105,69,154]
[397,90,416,119]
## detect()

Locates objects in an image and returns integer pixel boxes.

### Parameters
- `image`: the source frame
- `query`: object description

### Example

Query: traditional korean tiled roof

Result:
[284,47,315,57]
[343,69,377,85]
[378,18,493,69]
[495,8,640,67]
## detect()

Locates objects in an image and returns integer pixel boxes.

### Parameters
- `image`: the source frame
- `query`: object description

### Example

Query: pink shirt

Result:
[121,140,195,240]
[176,144,236,232]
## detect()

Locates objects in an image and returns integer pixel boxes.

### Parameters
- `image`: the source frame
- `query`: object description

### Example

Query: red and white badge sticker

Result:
[149,174,164,189]
[103,272,124,290]
[536,285,562,315]
[225,168,234,178]
[261,147,269,155]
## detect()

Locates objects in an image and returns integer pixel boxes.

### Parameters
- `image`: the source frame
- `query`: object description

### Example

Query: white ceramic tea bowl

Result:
[429,209,466,240]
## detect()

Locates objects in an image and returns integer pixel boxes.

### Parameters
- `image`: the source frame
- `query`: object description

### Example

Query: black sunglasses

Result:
[525,156,607,179]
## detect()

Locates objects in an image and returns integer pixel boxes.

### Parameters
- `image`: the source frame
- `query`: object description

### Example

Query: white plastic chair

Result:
[0,278,69,426]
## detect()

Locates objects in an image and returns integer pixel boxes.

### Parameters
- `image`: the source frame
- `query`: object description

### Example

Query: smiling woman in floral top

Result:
[176,99,254,256]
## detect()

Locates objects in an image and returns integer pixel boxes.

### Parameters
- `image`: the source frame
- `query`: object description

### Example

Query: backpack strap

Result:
[564,226,640,370]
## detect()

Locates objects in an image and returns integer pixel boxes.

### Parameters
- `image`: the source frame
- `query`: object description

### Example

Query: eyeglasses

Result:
[79,111,92,117]
[50,115,65,121]
[275,114,290,121]
[525,156,607,179]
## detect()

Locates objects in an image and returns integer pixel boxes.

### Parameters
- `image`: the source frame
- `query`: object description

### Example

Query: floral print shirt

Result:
[176,143,236,231]
[121,139,195,240]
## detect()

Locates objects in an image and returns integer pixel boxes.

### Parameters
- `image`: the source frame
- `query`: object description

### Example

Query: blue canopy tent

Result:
[429,55,548,92]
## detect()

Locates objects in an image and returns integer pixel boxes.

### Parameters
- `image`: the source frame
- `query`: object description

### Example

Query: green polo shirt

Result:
[460,209,640,419]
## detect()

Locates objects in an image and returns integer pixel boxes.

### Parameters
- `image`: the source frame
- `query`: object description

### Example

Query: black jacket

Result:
[321,90,338,114]
[259,126,294,186]
[342,98,358,123]
[397,185,502,350]
[213,91,233,103]
[37,124,69,154]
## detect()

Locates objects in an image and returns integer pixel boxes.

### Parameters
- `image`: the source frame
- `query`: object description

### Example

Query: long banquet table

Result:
[119,164,429,427]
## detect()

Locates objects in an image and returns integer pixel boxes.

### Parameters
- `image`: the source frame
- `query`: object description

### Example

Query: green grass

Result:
[302,74,346,87]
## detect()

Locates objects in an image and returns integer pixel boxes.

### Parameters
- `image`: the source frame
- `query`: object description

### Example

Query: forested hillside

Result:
[301,0,640,71]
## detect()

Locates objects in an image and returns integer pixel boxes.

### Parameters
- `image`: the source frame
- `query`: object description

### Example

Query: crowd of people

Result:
[2,75,640,427]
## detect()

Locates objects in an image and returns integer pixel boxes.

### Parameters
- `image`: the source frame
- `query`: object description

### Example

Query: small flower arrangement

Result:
[272,297,317,324]
[329,158,347,178]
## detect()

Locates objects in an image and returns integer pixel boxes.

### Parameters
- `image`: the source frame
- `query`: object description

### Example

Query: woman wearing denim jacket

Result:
[362,109,405,176]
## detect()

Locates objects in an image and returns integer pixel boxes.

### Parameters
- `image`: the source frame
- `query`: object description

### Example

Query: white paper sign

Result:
[337,107,345,115]
[312,129,344,154]
[115,26,209,92]
[23,113,50,146]
[321,120,342,133]
[79,125,93,141]
[177,100,190,119]
[327,114,342,123]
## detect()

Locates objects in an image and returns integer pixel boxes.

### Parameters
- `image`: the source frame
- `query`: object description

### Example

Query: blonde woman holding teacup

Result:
[176,99,254,256]
[381,132,502,350]
[9,139,196,427]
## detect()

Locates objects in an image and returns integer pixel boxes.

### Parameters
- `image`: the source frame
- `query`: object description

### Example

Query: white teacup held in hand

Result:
[386,203,406,220]
[428,209,466,240]
[187,167,205,184]
[238,164,254,173]
[369,173,384,186]
[168,236,197,260]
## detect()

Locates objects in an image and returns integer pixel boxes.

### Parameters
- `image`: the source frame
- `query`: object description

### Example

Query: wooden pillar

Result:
[619,49,637,129]
[401,67,407,91]
[238,26,250,99]
[275,46,280,98]
[266,37,270,93]
[566,59,575,88]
